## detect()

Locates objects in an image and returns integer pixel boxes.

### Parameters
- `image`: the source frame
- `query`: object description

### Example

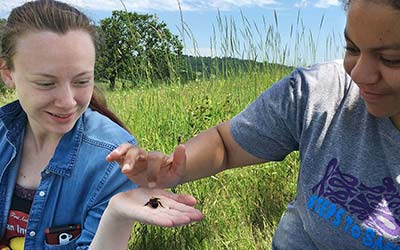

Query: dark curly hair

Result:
[343,0,400,10]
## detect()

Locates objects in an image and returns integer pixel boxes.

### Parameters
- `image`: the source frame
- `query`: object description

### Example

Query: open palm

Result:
[109,188,203,227]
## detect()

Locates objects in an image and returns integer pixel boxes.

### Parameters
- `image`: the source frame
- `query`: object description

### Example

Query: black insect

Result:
[144,197,164,209]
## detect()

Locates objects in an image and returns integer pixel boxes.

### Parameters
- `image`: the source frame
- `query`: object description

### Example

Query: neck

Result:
[390,115,400,130]
[25,123,62,153]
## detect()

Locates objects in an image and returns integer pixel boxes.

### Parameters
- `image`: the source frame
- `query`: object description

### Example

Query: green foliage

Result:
[95,11,183,89]
[0,81,7,94]
[0,18,7,93]
[0,8,342,249]
[0,53,299,250]
[101,67,298,250]
[0,18,7,94]
[183,55,294,81]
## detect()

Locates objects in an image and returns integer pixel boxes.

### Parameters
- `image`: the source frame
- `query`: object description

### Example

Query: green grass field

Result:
[0,68,299,249]
[0,9,346,249]
[105,68,300,249]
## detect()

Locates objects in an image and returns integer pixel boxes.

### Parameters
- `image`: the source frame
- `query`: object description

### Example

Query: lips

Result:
[359,89,388,102]
[48,112,73,118]
[46,111,75,123]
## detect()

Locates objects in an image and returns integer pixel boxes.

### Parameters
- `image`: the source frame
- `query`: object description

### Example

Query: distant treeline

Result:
[182,55,293,81]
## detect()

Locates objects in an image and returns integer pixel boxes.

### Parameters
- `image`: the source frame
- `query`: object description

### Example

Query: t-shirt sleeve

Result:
[230,68,306,161]
[230,61,349,162]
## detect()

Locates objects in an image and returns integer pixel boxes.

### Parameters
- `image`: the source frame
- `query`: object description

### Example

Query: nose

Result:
[53,83,77,108]
[348,54,380,85]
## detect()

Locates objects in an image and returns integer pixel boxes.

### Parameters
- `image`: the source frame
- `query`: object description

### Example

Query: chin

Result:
[48,124,76,135]
[366,107,393,119]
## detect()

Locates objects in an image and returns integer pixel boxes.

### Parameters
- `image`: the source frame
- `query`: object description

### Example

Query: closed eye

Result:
[380,57,400,67]
[344,46,360,55]
[34,82,55,87]
[74,80,90,85]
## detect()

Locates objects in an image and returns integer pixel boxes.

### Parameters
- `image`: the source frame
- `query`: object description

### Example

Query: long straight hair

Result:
[0,0,129,131]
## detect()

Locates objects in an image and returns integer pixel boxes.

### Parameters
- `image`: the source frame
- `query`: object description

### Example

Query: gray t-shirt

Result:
[230,60,400,249]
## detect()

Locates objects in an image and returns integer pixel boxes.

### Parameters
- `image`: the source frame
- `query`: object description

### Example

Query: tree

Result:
[95,11,183,89]
[0,18,8,93]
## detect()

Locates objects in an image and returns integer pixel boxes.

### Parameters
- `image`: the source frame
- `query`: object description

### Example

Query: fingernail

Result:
[122,163,129,171]
[148,182,156,188]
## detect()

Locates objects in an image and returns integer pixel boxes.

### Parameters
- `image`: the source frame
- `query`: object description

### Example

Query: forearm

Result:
[181,126,227,183]
[181,121,264,183]
[89,206,134,250]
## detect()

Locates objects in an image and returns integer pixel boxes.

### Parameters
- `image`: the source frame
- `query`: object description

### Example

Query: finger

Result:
[167,199,202,215]
[146,152,168,188]
[172,144,186,169]
[155,190,197,206]
[138,195,204,226]
[146,213,197,228]
[106,143,135,162]
[163,212,192,226]
[153,196,203,218]
[144,207,200,227]
[170,144,186,180]
[147,216,174,227]
[158,206,203,226]
[121,147,148,174]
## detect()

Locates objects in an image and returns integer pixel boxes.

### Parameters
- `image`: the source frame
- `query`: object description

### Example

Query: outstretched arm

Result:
[89,188,204,250]
[106,121,266,188]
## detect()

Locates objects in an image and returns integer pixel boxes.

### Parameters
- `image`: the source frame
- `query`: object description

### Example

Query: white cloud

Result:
[294,0,309,8]
[76,0,280,11]
[294,0,340,9]
[0,1,23,14]
[1,0,279,13]
[0,0,340,16]
[314,0,340,8]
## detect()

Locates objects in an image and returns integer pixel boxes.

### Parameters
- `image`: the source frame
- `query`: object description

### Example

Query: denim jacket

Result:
[0,101,138,250]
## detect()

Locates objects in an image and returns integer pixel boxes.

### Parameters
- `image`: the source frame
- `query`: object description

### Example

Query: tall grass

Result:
[106,8,343,249]
[179,8,344,78]
[0,71,299,249]
[105,69,299,250]
[0,6,344,250]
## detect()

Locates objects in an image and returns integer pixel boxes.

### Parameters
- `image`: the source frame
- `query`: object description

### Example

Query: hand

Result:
[106,143,187,188]
[108,188,204,227]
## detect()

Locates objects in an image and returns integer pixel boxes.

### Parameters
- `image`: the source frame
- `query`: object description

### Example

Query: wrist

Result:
[104,197,136,228]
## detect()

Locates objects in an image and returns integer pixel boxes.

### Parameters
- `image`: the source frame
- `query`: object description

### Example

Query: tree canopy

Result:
[95,11,183,89]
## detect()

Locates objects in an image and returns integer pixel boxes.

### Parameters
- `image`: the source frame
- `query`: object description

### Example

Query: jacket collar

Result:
[0,100,84,177]
[46,116,83,177]
[0,100,27,147]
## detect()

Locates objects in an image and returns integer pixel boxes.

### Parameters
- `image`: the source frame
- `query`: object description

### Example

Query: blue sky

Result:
[1,0,347,64]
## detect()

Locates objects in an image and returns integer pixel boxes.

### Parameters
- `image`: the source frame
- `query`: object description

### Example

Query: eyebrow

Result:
[30,71,93,79]
[344,29,400,52]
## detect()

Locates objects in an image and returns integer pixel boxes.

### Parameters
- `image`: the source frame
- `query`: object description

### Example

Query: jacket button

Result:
[39,191,46,197]
[29,231,36,237]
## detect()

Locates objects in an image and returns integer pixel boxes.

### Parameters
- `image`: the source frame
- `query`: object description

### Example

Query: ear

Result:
[0,64,15,89]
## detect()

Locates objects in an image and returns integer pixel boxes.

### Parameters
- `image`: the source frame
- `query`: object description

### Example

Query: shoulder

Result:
[81,108,137,148]
[297,59,345,74]
[291,60,350,89]
[282,60,356,106]
[260,60,353,104]
[0,101,26,141]
[0,100,25,124]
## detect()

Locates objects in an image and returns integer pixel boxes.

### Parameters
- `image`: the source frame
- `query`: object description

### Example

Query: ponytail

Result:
[89,86,130,132]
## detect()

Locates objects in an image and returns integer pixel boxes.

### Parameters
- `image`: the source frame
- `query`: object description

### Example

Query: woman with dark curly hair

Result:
[110,0,400,249]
